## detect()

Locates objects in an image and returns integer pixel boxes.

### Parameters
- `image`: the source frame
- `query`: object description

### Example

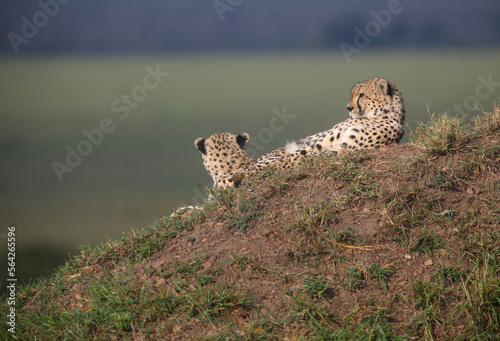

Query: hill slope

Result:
[2,106,499,340]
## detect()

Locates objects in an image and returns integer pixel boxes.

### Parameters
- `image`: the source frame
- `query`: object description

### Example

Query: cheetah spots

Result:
[196,78,405,188]
[289,78,404,156]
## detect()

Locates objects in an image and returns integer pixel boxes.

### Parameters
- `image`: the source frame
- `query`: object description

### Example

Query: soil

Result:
[54,130,500,339]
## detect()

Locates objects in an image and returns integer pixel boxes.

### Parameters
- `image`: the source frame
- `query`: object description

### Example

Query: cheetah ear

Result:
[194,137,206,155]
[378,79,393,97]
[236,133,250,149]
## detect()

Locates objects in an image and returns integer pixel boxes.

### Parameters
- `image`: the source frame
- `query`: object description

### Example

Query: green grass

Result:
[436,265,467,285]
[342,262,395,292]
[459,256,500,340]
[368,262,395,292]
[410,229,447,257]
[474,105,500,136]
[2,215,255,339]
[289,291,339,337]
[304,277,331,300]
[14,268,184,339]
[344,266,367,292]
[286,203,338,262]
[163,257,205,278]
[180,279,253,325]
[412,275,445,310]
[411,113,472,155]
[207,187,262,232]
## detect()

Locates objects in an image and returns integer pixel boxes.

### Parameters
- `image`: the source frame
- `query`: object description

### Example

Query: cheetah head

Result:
[346,77,401,120]
[194,132,254,187]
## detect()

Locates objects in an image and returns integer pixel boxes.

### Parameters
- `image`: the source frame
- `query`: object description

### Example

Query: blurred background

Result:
[1,0,499,287]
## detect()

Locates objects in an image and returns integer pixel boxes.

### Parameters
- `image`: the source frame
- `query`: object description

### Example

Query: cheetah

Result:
[194,133,309,187]
[195,77,405,187]
[285,77,405,154]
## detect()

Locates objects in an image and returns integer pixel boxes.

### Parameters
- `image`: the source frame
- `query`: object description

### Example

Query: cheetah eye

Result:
[357,93,364,108]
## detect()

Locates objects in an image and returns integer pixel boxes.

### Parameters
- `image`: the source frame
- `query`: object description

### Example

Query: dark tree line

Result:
[1,0,499,55]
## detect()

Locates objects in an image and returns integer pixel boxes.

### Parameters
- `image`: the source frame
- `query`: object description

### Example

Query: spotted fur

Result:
[195,77,405,188]
[286,77,405,154]
[195,133,308,188]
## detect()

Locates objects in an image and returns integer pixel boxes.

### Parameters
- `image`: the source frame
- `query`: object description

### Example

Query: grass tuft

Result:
[459,256,500,339]
[474,104,500,135]
[304,277,332,300]
[411,113,471,155]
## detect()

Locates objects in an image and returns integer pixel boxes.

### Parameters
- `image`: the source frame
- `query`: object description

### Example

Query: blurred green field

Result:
[1,49,499,282]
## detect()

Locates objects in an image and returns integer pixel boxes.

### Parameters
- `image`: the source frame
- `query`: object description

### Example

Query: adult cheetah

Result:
[285,77,405,154]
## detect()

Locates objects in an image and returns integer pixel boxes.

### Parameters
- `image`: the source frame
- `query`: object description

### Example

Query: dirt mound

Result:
[4,109,499,340]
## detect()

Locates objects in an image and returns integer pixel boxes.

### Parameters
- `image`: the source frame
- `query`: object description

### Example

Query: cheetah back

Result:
[286,77,406,154]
